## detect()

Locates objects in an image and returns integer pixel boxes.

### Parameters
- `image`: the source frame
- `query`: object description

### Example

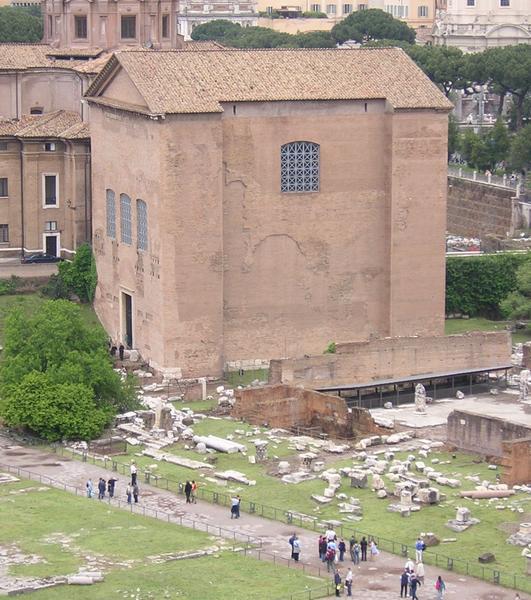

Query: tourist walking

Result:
[435,575,446,600]
[369,539,379,560]
[98,477,106,500]
[345,567,353,597]
[191,480,198,503]
[360,537,368,561]
[326,527,336,542]
[352,540,360,565]
[319,535,327,561]
[126,484,132,504]
[325,542,336,573]
[289,533,296,558]
[107,477,117,498]
[132,483,139,503]
[230,495,240,519]
[130,461,137,486]
[415,561,425,584]
[86,479,93,499]
[334,570,342,597]
[405,557,415,572]
[415,537,424,562]
[338,538,346,561]
[184,480,192,503]
[410,573,421,600]
[400,569,409,598]
[292,536,301,562]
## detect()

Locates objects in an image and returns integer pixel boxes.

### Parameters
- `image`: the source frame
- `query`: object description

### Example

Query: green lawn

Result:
[0,479,324,599]
[0,293,102,344]
[445,317,531,344]
[225,369,269,387]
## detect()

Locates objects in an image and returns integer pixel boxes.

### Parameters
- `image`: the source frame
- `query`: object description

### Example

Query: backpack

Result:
[325,548,336,561]
[422,542,427,551]
[435,580,441,590]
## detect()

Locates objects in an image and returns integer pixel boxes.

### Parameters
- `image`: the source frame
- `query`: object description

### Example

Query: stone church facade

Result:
[86,48,453,377]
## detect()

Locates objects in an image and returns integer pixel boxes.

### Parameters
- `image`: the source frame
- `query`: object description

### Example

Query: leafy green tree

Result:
[331,9,415,45]
[2,372,109,441]
[448,114,460,160]
[510,123,531,175]
[501,259,531,320]
[58,243,97,303]
[0,6,43,42]
[364,38,412,50]
[190,20,242,42]
[507,95,531,132]
[0,300,138,416]
[459,120,510,171]
[301,10,327,18]
[407,46,468,97]
[294,31,335,48]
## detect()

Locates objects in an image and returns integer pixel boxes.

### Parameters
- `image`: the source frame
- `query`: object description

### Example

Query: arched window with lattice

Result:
[120,193,132,245]
[280,141,320,193]
[106,189,116,238]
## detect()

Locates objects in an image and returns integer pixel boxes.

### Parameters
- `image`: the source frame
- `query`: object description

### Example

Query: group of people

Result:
[401,562,445,600]
[85,477,117,499]
[184,480,198,504]
[317,531,379,572]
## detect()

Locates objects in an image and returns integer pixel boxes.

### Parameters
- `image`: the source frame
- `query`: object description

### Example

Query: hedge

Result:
[445,253,531,318]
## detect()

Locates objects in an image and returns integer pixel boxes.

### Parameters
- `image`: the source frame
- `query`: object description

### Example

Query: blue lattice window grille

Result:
[280,141,320,193]
[106,189,116,238]
[137,199,148,251]
[120,193,132,245]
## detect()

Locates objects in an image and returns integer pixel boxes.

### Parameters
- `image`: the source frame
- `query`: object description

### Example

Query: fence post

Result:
[473,170,477,181]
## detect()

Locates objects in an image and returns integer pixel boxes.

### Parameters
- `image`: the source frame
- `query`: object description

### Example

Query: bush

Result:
[301,10,327,18]
[57,243,97,302]
[446,253,530,318]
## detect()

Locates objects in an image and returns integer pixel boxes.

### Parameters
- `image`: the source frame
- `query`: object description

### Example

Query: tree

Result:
[2,372,109,441]
[448,114,460,160]
[294,31,335,48]
[58,243,97,303]
[459,120,510,171]
[0,300,138,419]
[501,259,531,321]
[331,9,415,45]
[510,124,531,186]
[0,6,42,42]
[407,46,468,97]
[190,20,242,42]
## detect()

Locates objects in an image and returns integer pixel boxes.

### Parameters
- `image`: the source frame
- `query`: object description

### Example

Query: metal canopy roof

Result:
[315,364,513,393]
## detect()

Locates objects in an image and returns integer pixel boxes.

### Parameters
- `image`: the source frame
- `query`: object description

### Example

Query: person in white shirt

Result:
[405,557,415,572]
[130,461,137,485]
[415,561,425,584]
[345,567,353,596]
[326,528,336,542]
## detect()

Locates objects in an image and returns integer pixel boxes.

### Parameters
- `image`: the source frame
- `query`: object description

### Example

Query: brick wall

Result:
[269,331,511,388]
[233,384,384,438]
[447,177,518,238]
[447,409,531,457]
[501,436,531,485]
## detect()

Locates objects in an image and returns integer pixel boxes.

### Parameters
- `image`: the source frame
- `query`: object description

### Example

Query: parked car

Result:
[22,253,63,264]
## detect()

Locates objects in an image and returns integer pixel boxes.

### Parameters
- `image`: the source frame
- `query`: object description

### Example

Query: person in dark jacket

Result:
[184,480,192,503]
[107,477,117,498]
[360,537,368,561]
[410,573,421,600]
[132,483,139,503]
[338,538,346,561]
[400,569,409,598]
[97,477,106,500]
[319,535,327,561]
[334,570,342,597]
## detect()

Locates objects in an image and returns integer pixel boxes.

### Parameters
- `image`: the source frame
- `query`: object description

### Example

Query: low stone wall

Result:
[501,436,531,486]
[447,409,531,458]
[233,384,383,439]
[269,332,511,389]
[447,177,518,238]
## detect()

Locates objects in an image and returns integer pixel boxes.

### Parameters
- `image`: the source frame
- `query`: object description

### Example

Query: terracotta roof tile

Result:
[0,43,107,73]
[0,110,89,139]
[88,47,453,115]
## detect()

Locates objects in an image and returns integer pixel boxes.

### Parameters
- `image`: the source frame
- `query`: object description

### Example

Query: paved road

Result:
[0,261,58,277]
[0,437,528,600]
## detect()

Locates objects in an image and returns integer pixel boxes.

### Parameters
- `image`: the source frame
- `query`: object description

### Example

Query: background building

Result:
[257,0,436,35]
[433,0,531,50]
[86,47,451,377]
[0,111,91,258]
[178,0,258,39]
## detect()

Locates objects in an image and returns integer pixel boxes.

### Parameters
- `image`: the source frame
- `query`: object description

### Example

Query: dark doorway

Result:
[45,235,58,256]
[122,292,133,348]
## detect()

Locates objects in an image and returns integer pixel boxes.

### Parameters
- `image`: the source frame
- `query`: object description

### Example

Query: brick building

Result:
[85,47,453,377]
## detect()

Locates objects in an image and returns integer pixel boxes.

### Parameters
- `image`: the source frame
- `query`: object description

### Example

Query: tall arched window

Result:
[106,189,116,238]
[137,199,148,251]
[120,193,132,244]
[280,141,320,193]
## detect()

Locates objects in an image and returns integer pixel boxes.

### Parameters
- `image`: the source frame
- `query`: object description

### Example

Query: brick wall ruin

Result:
[447,410,531,458]
[233,384,384,439]
[501,437,531,486]
[447,177,518,238]
[269,332,511,388]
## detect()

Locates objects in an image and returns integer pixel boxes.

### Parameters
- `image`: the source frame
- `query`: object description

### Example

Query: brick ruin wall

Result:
[447,409,531,458]
[447,177,518,238]
[233,384,385,439]
[269,332,511,389]
[501,437,531,486]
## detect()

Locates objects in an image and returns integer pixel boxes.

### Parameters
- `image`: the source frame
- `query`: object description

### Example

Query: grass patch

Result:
[32,553,324,600]
[225,369,269,387]
[445,317,531,344]
[172,398,218,413]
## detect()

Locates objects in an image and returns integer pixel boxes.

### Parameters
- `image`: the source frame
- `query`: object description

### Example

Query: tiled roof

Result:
[0,43,107,73]
[87,47,453,115]
[0,110,89,139]
[184,40,226,51]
